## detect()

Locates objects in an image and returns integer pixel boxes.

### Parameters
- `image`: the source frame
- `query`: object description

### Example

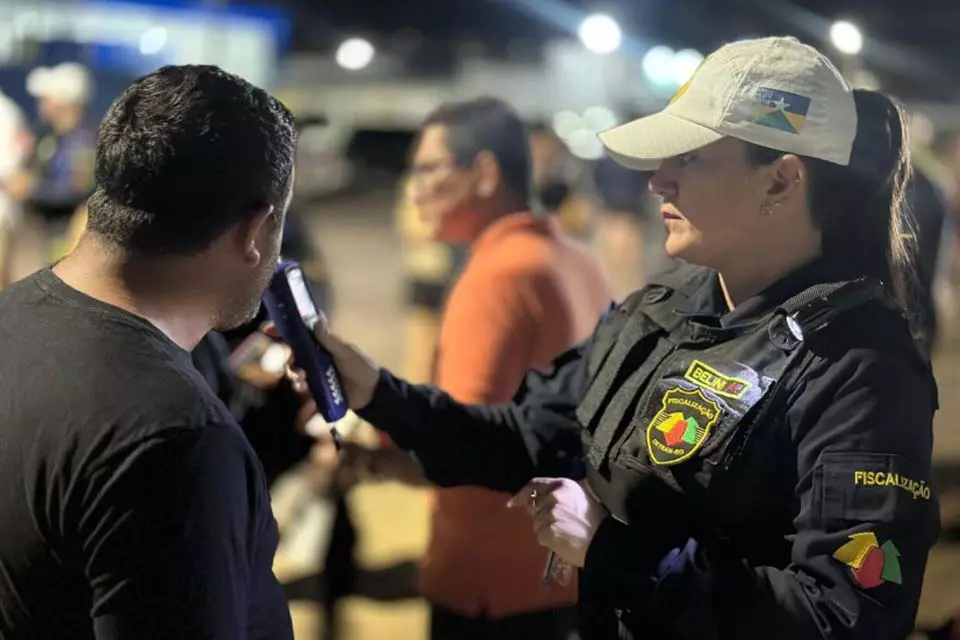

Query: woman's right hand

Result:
[274,317,381,411]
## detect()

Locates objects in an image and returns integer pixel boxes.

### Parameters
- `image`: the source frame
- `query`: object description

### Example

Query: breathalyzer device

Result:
[262,259,348,445]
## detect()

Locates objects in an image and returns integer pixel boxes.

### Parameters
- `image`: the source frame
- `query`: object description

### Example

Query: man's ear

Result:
[237,204,275,267]
[474,150,501,199]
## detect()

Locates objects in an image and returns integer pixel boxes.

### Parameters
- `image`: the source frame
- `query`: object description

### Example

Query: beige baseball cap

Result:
[599,36,858,170]
[26,62,93,105]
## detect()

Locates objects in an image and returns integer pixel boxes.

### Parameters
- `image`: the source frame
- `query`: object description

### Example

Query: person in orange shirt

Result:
[342,97,613,638]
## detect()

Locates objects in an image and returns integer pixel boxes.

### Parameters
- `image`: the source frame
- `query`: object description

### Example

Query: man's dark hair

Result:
[421,97,532,202]
[87,65,296,255]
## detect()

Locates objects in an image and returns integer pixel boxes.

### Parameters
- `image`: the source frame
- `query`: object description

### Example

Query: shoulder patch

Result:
[833,531,902,589]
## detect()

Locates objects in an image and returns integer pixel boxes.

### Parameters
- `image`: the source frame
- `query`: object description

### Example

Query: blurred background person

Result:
[7,63,96,275]
[591,115,678,299]
[0,88,32,288]
[318,97,613,639]
[395,173,468,384]
[529,121,600,243]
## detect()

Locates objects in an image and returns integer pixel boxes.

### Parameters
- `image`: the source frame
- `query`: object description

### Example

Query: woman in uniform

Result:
[291,37,939,639]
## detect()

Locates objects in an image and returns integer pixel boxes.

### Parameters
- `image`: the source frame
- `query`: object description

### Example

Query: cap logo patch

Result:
[751,87,811,134]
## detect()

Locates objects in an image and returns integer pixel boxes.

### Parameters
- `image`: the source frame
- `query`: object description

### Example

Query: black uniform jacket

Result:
[357,260,940,640]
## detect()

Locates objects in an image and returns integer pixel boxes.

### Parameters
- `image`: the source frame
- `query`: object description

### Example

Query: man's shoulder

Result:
[0,270,46,304]
[0,284,233,447]
[471,223,599,280]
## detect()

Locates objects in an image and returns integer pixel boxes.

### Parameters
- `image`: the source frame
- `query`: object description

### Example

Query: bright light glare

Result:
[567,129,605,160]
[642,46,676,86]
[578,14,621,55]
[582,106,618,132]
[552,110,583,140]
[336,37,375,70]
[830,20,863,55]
[671,49,704,86]
[139,26,167,55]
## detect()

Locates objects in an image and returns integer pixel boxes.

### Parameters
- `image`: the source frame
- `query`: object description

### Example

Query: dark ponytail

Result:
[747,89,921,327]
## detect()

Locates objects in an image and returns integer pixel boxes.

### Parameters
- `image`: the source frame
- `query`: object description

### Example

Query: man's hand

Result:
[507,477,608,568]
[265,316,380,411]
[308,431,368,491]
[307,418,431,488]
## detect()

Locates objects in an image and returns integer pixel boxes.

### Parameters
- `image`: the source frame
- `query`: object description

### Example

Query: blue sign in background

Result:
[83,0,291,53]
[0,0,289,125]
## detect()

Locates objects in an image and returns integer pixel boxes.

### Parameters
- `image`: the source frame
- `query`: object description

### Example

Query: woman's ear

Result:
[766,154,805,205]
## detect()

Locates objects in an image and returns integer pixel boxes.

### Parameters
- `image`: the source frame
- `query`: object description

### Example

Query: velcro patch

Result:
[683,359,752,400]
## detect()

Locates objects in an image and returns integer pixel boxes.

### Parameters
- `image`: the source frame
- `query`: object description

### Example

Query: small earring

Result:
[760,201,782,216]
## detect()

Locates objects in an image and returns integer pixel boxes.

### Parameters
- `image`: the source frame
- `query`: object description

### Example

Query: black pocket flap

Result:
[820,451,932,525]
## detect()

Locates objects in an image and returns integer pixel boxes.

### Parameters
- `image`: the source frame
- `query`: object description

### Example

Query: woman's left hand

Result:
[507,477,608,568]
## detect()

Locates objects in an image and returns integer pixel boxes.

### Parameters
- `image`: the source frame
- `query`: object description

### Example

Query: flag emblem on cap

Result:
[751,88,811,135]
[833,531,902,589]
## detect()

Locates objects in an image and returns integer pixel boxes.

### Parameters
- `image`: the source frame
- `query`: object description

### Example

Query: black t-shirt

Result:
[0,270,293,639]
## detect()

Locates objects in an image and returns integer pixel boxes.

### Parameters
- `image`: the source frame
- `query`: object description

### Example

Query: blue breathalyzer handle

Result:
[262,260,349,435]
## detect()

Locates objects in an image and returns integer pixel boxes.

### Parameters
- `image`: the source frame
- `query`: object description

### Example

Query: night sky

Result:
[249,0,957,100]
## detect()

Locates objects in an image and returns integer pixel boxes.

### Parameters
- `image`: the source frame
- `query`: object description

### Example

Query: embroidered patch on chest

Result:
[646,387,723,465]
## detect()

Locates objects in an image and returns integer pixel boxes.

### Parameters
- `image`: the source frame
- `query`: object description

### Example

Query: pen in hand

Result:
[542,550,557,586]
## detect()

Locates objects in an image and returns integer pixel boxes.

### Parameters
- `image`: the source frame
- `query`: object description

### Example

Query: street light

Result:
[830,20,863,55]
[671,49,704,85]
[578,14,621,55]
[139,26,167,55]
[642,46,676,86]
[336,37,375,71]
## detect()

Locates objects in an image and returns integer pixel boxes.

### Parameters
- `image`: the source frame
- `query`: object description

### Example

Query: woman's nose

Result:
[648,168,676,199]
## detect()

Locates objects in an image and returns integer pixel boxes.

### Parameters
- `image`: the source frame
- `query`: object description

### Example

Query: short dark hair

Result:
[420,97,532,202]
[87,65,296,255]
[746,90,919,315]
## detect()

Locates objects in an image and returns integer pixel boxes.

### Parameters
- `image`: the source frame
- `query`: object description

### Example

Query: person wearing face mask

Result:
[331,97,612,639]
[288,37,939,640]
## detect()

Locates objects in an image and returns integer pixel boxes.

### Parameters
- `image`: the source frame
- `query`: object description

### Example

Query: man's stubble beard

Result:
[212,242,282,331]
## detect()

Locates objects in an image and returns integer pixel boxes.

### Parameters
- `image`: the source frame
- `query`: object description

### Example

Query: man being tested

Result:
[0,65,297,639]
